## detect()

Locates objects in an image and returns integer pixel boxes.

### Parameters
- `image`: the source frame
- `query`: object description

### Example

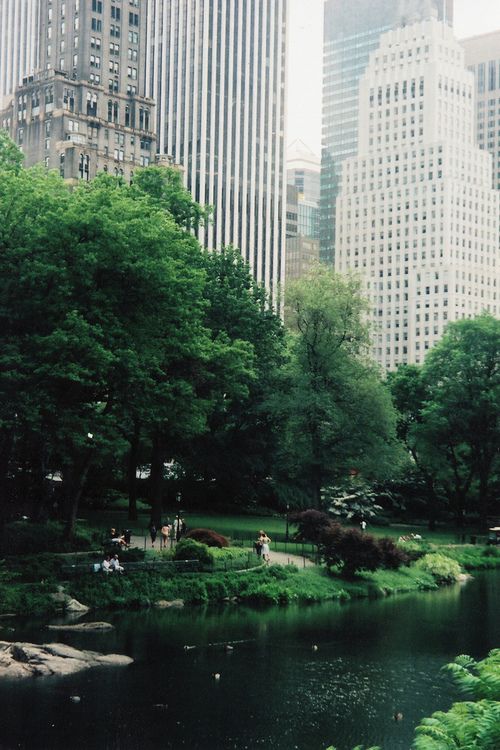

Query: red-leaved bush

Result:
[185,528,229,548]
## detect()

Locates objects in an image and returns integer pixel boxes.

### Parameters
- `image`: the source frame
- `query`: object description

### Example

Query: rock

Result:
[47,622,114,632]
[49,593,89,614]
[65,599,90,614]
[0,641,133,679]
[154,599,184,609]
[69,696,81,703]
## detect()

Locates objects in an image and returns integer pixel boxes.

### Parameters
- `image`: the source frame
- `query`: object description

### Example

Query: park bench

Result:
[60,559,200,576]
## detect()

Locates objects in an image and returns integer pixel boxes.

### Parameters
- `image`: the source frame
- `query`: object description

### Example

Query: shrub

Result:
[321,527,383,578]
[185,528,229,548]
[290,509,332,544]
[173,539,213,566]
[377,537,409,570]
[0,520,98,554]
[319,523,344,566]
[415,553,462,584]
[4,553,61,583]
[335,530,383,577]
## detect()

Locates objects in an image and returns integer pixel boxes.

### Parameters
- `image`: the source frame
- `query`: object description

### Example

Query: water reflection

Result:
[1,573,499,750]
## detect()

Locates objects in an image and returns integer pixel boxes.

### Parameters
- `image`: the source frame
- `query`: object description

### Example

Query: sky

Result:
[287,0,500,155]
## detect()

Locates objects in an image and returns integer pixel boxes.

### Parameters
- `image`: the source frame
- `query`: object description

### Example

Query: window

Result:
[91,18,102,31]
[127,66,137,80]
[127,48,137,61]
[129,12,139,26]
[111,6,121,20]
[91,0,102,12]
[128,30,138,43]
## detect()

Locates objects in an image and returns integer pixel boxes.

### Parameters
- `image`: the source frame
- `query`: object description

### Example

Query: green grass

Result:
[83,508,467,547]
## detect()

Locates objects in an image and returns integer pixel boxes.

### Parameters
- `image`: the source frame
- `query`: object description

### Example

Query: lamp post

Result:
[285,503,290,543]
[176,491,182,543]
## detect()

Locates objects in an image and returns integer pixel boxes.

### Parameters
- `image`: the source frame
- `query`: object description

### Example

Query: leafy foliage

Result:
[185,528,230,548]
[389,316,500,527]
[277,265,401,507]
[290,509,333,544]
[415,553,462,585]
[173,538,214,566]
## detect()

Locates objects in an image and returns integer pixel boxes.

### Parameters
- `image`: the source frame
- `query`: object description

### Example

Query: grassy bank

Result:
[1,544,499,617]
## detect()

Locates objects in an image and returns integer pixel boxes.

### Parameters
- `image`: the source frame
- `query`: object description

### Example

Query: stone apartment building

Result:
[1,0,156,182]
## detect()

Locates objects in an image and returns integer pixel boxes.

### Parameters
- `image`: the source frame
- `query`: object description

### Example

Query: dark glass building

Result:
[320,0,454,264]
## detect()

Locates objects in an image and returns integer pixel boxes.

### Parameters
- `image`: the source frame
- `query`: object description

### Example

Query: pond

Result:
[1,571,499,750]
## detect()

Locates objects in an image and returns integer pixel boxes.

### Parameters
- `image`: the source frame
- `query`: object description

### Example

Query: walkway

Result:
[128,535,316,569]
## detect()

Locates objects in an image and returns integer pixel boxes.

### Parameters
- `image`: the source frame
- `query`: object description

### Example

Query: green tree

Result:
[180,247,286,507]
[276,265,400,507]
[131,165,210,232]
[0,165,212,534]
[388,365,446,529]
[0,130,24,173]
[416,315,500,527]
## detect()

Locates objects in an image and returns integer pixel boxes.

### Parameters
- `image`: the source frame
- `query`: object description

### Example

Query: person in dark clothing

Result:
[149,523,157,548]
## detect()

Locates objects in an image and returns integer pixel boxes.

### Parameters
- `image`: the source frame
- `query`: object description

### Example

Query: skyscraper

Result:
[0,0,155,181]
[286,140,320,282]
[321,0,453,265]
[0,0,40,109]
[462,31,500,191]
[336,17,499,370]
[145,0,288,300]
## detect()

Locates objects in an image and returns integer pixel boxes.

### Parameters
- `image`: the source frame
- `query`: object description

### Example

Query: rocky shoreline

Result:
[0,640,133,678]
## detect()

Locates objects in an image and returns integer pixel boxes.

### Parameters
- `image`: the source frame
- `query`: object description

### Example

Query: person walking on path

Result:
[149,522,157,548]
[259,531,271,563]
[160,523,171,549]
[360,519,367,533]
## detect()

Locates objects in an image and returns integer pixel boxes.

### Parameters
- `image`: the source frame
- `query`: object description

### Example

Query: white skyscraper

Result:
[0,0,40,109]
[145,0,288,301]
[336,17,499,369]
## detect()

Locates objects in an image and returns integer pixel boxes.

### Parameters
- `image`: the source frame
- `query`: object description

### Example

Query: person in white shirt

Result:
[102,556,112,574]
[110,554,124,573]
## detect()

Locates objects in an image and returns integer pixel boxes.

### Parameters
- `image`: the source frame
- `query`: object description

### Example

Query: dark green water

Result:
[0,572,499,750]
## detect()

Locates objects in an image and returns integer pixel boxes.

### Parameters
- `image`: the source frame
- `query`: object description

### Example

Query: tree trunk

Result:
[425,477,438,531]
[149,429,165,528]
[127,420,141,522]
[63,449,93,541]
[478,469,490,531]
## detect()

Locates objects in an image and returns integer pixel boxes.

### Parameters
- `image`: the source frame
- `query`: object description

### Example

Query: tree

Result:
[419,315,500,527]
[0,164,212,534]
[392,316,500,528]
[388,365,447,529]
[0,130,23,173]
[276,265,400,507]
[180,247,286,507]
[131,165,210,233]
[289,509,333,545]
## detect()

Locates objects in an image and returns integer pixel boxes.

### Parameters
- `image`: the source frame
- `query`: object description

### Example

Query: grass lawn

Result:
[83,507,466,548]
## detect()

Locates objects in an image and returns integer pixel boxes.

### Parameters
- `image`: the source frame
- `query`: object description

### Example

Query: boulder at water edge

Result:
[0,641,133,679]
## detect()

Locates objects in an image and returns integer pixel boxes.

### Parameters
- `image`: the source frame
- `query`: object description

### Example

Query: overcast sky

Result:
[287,0,500,155]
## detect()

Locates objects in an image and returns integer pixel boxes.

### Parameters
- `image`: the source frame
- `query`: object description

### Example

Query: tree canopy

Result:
[389,315,500,527]
[275,265,401,507]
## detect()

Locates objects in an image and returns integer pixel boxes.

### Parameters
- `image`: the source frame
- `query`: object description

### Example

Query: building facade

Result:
[0,0,40,110]
[145,0,288,301]
[321,0,454,265]
[1,0,155,182]
[336,18,499,370]
[286,139,320,282]
[462,31,500,191]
